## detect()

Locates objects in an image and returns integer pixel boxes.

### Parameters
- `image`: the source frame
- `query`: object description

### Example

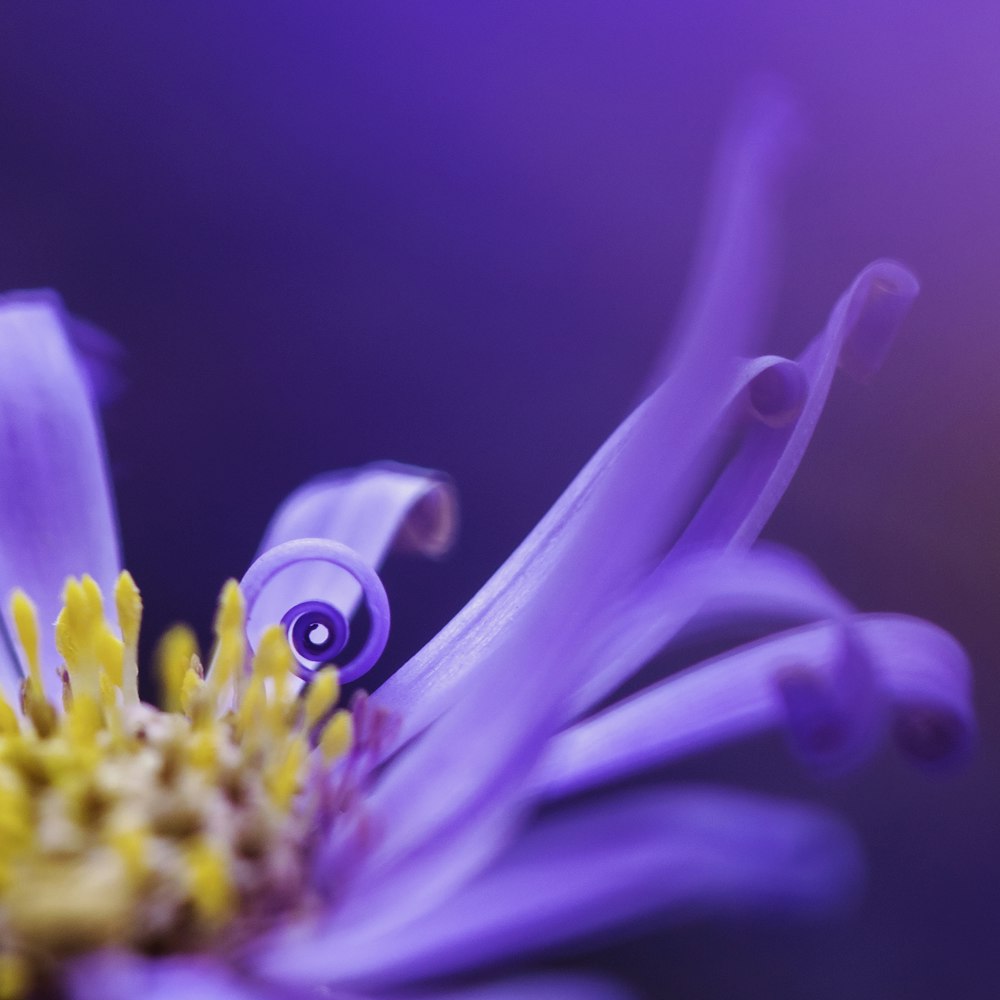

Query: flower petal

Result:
[265,788,860,987]
[66,953,274,1000]
[0,292,121,694]
[392,975,633,1000]
[534,614,973,801]
[673,259,920,555]
[249,462,456,633]
[372,90,806,749]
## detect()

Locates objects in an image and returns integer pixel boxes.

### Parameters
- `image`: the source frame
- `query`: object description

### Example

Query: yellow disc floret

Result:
[0,572,354,996]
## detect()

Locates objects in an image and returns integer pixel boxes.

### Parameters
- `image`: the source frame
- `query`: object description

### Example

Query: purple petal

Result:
[673,259,920,555]
[66,953,275,1000]
[641,80,801,395]
[393,975,633,1000]
[566,543,850,717]
[534,615,972,801]
[266,788,860,987]
[250,462,456,632]
[0,292,121,694]
[372,94,803,750]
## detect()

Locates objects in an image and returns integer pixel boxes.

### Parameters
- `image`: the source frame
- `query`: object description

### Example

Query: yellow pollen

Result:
[9,592,42,696]
[156,625,199,713]
[0,571,355,980]
[114,571,142,703]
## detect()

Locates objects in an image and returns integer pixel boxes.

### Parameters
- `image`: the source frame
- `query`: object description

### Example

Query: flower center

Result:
[0,573,353,998]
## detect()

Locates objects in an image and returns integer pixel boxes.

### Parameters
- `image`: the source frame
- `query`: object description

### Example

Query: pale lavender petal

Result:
[566,543,850,717]
[265,789,860,987]
[641,80,800,395]
[673,259,920,555]
[0,292,121,694]
[66,312,125,405]
[66,953,274,1000]
[375,89,801,750]
[251,462,456,634]
[534,615,972,801]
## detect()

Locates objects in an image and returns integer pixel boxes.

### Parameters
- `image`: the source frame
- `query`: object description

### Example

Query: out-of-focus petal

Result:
[264,788,860,987]
[372,90,804,750]
[65,312,126,406]
[534,614,973,801]
[393,974,634,1000]
[640,80,800,395]
[249,462,456,633]
[0,292,121,695]
[566,544,850,717]
[673,259,920,555]
[66,953,280,1000]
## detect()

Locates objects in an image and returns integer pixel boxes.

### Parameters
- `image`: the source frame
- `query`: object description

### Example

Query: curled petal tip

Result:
[893,703,974,768]
[839,259,920,382]
[747,356,807,428]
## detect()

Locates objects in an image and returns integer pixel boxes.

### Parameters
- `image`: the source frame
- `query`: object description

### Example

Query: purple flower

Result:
[0,89,972,1000]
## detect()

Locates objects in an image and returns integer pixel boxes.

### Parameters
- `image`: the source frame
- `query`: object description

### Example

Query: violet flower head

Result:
[0,89,973,1000]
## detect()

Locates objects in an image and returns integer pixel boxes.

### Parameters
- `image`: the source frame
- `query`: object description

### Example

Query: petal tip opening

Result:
[839,258,920,382]
[747,356,807,428]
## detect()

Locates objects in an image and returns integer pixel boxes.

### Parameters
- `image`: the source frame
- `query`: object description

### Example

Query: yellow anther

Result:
[109,827,148,888]
[56,575,110,700]
[156,625,199,713]
[251,626,294,682]
[180,666,206,719]
[208,580,247,697]
[0,700,18,737]
[236,675,266,739]
[65,692,102,747]
[10,590,43,695]
[266,737,307,811]
[319,709,354,762]
[185,840,233,925]
[114,571,142,703]
[96,627,124,689]
[304,668,341,730]
[0,954,29,1000]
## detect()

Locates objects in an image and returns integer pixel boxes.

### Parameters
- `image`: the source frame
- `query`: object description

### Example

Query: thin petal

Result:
[66,953,275,1000]
[673,259,920,554]
[251,461,456,629]
[372,91,802,748]
[640,79,801,395]
[534,615,972,801]
[566,543,851,717]
[263,788,860,987]
[0,292,121,694]
[393,975,633,1000]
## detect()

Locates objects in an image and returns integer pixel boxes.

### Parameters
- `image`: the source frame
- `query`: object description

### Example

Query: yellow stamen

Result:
[156,625,199,712]
[208,579,246,699]
[0,954,28,1000]
[319,709,354,762]
[185,840,233,925]
[304,668,341,729]
[114,571,142,703]
[9,591,43,695]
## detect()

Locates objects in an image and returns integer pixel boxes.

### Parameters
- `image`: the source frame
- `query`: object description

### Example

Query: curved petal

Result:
[261,788,861,987]
[251,462,457,630]
[0,292,121,695]
[66,953,278,1000]
[672,259,919,555]
[534,615,973,801]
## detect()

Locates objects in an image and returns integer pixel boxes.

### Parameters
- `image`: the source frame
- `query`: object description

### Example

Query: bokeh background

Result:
[1,3,998,997]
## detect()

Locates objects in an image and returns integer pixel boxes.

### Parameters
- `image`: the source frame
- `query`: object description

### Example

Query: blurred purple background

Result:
[1,3,998,997]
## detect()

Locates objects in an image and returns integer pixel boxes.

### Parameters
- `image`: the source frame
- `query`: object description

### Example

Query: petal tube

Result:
[534,615,973,801]
[0,293,121,694]
[373,91,809,750]
[673,259,920,555]
[251,462,456,630]
[263,789,860,987]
